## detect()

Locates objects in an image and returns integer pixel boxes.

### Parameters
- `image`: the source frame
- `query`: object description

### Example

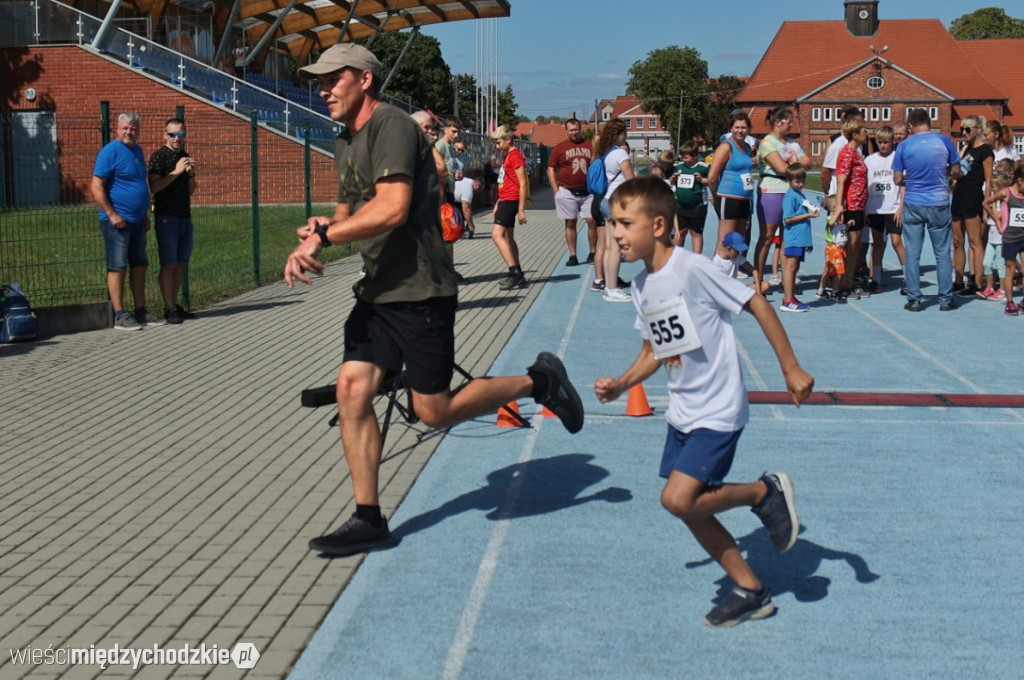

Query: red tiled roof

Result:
[957,39,1024,127]
[737,19,1005,103]
[514,121,593,148]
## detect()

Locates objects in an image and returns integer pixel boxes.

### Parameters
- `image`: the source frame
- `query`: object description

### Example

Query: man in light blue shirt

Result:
[892,108,961,311]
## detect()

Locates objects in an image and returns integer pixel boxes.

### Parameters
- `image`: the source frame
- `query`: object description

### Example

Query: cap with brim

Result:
[722,231,749,251]
[297,43,381,79]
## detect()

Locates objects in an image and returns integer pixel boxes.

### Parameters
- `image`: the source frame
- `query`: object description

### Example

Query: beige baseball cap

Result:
[297,43,381,79]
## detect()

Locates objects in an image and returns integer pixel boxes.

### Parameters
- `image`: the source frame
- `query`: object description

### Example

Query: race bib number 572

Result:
[642,295,702,360]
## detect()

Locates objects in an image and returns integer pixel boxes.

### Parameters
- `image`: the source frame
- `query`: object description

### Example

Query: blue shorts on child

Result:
[660,424,744,486]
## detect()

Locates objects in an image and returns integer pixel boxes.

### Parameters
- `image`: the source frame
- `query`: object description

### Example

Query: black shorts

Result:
[343,296,457,395]
[714,195,751,221]
[591,194,605,227]
[494,200,519,228]
[843,210,865,232]
[866,213,901,235]
[1002,240,1024,261]
[951,184,985,219]
[676,204,707,234]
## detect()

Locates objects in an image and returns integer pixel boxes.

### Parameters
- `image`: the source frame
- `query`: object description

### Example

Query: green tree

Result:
[359,32,453,112]
[705,75,747,143]
[452,73,478,126]
[626,46,709,150]
[950,7,1024,39]
[497,84,520,130]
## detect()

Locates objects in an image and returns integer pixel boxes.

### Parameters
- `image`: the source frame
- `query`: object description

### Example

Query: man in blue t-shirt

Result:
[90,112,153,330]
[892,108,961,312]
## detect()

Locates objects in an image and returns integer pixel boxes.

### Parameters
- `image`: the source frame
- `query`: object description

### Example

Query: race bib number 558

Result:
[642,295,702,360]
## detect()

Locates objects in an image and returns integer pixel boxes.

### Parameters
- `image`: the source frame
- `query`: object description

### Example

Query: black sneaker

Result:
[175,304,197,320]
[585,253,595,264]
[528,352,584,433]
[704,586,776,628]
[309,514,397,557]
[164,306,184,325]
[616,277,631,289]
[499,274,527,290]
[904,299,922,312]
[751,472,799,552]
[956,285,977,298]
[939,299,958,311]
[835,290,849,303]
[850,286,870,298]
[566,255,579,267]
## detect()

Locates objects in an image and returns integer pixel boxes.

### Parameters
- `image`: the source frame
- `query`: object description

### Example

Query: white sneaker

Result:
[602,288,632,302]
[769,274,782,285]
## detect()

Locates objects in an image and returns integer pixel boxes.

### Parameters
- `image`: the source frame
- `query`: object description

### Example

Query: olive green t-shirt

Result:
[334,103,457,304]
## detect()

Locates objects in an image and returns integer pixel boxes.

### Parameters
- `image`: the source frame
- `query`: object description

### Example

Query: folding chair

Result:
[300,362,528,448]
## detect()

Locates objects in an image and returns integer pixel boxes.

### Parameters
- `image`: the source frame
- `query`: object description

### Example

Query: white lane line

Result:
[440,275,589,680]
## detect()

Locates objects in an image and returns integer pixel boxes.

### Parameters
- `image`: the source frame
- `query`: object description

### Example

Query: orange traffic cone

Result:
[497,400,523,427]
[540,405,558,418]
[625,384,654,417]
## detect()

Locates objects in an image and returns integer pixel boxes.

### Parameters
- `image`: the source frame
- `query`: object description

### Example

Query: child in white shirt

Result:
[594,177,814,628]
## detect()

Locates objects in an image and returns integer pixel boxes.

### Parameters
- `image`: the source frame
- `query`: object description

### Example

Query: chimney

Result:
[844,0,879,37]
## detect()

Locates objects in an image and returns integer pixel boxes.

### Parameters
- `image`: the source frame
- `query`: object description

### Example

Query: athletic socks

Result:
[355,504,383,527]
[527,368,548,402]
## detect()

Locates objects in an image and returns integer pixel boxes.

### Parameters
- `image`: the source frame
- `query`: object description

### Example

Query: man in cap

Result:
[284,43,585,557]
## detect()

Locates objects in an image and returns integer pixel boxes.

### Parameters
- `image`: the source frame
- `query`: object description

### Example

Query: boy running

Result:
[595,177,814,627]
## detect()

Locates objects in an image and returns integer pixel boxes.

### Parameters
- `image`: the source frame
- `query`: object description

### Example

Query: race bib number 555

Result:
[642,295,702,360]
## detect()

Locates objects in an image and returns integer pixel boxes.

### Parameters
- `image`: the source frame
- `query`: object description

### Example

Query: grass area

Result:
[0,204,355,312]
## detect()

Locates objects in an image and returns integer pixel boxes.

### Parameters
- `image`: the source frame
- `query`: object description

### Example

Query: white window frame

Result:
[811,141,823,156]
[625,118,632,129]
[882,106,891,121]
[649,117,656,129]
[823,108,833,121]
[812,107,821,121]
[929,106,938,120]
[1014,135,1024,155]
[870,107,879,121]
[867,75,884,90]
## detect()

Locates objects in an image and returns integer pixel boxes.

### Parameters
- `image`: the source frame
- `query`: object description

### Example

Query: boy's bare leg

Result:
[660,472,767,590]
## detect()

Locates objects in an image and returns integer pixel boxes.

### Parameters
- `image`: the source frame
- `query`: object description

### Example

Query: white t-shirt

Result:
[454,177,475,203]
[711,251,745,279]
[823,135,847,196]
[864,152,900,214]
[605,147,630,197]
[994,146,1021,165]
[631,247,755,434]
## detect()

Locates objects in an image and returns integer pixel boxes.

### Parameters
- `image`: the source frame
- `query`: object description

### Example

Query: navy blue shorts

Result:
[154,214,194,265]
[659,424,743,485]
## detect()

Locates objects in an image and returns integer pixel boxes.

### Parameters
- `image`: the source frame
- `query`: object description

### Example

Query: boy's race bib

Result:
[676,174,696,189]
[642,295,702,360]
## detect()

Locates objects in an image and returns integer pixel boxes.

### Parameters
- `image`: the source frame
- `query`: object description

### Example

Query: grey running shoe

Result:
[308,514,397,557]
[751,472,799,552]
[114,313,142,331]
[704,586,776,627]
[528,351,584,433]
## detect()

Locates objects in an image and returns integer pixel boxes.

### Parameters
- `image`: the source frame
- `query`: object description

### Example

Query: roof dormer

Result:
[845,0,879,37]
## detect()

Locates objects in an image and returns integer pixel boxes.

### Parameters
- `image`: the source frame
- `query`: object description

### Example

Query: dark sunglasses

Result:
[166,131,186,138]
[959,127,971,134]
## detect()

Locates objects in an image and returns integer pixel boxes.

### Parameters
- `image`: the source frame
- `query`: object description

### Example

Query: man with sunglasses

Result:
[148,118,198,324]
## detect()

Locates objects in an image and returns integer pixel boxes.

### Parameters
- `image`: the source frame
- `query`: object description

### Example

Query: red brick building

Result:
[735,1,1024,162]
[592,96,671,157]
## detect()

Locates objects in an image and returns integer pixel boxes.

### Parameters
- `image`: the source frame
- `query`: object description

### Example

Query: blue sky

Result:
[421,1,987,119]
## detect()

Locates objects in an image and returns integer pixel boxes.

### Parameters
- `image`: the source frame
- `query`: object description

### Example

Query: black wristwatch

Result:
[314,223,331,247]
